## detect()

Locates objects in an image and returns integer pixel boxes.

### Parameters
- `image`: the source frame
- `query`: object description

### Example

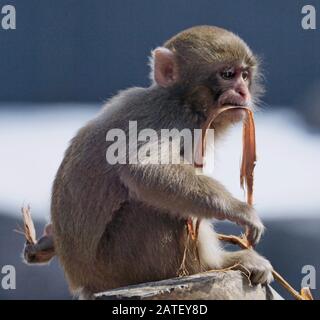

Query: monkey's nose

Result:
[235,80,250,101]
[235,86,248,100]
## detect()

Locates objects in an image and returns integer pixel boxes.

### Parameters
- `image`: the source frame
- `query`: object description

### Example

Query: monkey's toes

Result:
[237,249,274,285]
[250,265,274,285]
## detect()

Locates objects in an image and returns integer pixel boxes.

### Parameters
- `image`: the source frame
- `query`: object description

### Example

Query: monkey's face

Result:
[208,63,254,128]
[216,65,251,108]
[151,26,263,131]
[183,62,255,130]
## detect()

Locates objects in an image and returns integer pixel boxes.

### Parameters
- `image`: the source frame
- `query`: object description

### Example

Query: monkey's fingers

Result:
[245,220,264,247]
[246,230,259,247]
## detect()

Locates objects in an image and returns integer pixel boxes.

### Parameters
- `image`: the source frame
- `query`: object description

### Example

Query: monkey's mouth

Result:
[218,94,249,108]
[210,103,249,128]
[221,102,248,107]
[221,101,248,108]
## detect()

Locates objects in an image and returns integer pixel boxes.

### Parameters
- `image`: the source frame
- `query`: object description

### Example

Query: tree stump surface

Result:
[95,270,283,300]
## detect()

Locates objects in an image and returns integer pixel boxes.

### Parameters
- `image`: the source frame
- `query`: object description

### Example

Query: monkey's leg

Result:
[220,249,274,285]
[190,221,273,286]
[195,220,225,270]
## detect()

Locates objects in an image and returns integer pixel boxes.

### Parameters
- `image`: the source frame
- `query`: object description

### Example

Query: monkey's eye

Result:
[220,69,236,80]
[242,70,249,81]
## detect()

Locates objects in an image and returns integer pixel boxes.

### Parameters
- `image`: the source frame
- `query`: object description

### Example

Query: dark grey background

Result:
[0,0,318,109]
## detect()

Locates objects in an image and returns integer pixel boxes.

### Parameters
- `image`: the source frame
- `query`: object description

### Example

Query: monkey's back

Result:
[51,91,203,295]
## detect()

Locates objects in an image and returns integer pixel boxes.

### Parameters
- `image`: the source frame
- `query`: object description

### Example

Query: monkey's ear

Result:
[150,47,179,87]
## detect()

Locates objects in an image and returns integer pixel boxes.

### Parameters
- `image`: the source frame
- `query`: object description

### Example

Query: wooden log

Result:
[95,270,283,300]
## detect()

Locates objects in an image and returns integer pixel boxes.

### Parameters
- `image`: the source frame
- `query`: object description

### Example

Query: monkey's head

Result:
[150,26,263,132]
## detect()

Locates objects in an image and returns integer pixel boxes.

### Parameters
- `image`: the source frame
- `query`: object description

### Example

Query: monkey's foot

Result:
[223,249,274,286]
[19,206,56,264]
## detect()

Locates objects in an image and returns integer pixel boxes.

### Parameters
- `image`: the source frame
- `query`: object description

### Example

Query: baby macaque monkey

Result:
[28,26,273,298]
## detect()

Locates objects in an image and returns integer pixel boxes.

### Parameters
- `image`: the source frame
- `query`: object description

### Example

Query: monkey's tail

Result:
[20,206,56,264]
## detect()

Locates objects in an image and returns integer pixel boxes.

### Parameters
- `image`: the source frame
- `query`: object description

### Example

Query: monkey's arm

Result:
[119,163,264,245]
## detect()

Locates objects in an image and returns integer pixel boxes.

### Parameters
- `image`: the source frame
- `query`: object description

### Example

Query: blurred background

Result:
[0,0,319,299]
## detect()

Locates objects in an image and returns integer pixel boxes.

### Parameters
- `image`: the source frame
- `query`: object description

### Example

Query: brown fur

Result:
[50,26,272,298]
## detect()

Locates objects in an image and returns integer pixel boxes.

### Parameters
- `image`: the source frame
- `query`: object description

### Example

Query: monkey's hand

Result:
[227,202,265,247]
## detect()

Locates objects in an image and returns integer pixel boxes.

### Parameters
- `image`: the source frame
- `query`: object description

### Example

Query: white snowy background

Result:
[0,105,319,220]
